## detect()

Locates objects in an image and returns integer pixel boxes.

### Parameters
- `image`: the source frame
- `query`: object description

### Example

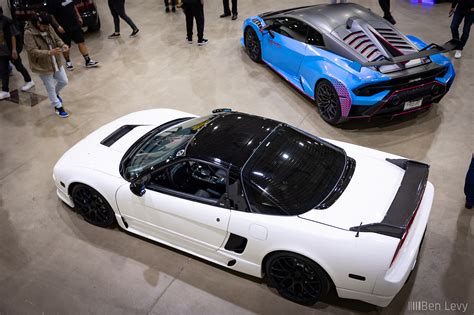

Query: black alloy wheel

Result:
[266,252,330,305]
[245,27,262,62]
[315,80,343,125]
[72,184,116,228]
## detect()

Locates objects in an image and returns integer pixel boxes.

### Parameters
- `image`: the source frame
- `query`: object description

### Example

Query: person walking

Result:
[379,0,396,25]
[182,0,207,45]
[465,155,474,209]
[450,0,474,59]
[220,0,237,20]
[47,0,99,70]
[23,12,70,118]
[0,6,35,100]
[165,0,177,13]
[107,0,139,39]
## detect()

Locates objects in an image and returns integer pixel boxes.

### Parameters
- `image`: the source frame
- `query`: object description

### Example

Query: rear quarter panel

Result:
[227,210,398,294]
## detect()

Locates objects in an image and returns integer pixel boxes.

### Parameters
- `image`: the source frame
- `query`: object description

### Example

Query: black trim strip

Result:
[101,125,143,147]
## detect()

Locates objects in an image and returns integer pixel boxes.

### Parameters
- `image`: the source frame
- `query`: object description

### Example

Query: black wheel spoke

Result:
[72,185,115,227]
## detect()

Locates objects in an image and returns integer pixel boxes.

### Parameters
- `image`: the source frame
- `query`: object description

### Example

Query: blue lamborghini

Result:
[241,3,456,125]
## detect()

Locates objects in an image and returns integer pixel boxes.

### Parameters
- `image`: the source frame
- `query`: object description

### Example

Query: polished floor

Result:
[0,0,473,314]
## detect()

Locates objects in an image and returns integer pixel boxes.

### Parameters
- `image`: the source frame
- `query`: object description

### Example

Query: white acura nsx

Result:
[53,108,433,307]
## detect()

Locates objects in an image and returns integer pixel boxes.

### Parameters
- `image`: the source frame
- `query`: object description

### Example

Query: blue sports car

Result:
[241,3,456,125]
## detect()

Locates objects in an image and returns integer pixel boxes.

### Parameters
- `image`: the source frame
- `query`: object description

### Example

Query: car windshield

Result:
[242,126,347,216]
[125,115,213,179]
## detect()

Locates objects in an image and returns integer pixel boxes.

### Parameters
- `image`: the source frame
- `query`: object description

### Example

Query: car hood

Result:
[55,109,194,178]
[299,139,406,230]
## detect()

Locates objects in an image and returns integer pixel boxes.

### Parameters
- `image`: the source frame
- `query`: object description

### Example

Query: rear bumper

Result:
[347,63,455,119]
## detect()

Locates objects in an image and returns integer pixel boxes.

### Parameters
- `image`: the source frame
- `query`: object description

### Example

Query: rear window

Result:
[242,126,346,215]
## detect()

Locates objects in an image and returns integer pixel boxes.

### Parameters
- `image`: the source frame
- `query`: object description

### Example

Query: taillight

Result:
[389,193,424,267]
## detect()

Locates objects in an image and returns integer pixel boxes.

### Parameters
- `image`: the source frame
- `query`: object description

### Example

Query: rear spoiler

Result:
[349,159,429,239]
[348,39,459,71]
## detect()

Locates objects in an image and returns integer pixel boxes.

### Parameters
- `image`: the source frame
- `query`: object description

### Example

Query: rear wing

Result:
[349,159,429,239]
[348,39,459,71]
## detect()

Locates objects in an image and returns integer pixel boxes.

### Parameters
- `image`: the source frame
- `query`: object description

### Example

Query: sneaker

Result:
[85,59,99,68]
[232,14,238,20]
[66,61,74,71]
[130,29,139,38]
[166,7,170,12]
[454,50,462,59]
[186,37,193,44]
[21,81,35,91]
[172,6,176,12]
[108,32,121,39]
[55,106,69,118]
[57,94,63,104]
[197,39,209,46]
[220,13,231,18]
[0,91,10,100]
[383,15,396,25]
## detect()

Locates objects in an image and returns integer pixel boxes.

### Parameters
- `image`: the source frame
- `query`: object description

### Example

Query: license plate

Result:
[403,99,422,111]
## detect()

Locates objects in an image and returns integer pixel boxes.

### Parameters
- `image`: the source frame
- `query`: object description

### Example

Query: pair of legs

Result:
[39,66,68,109]
[451,11,473,51]
[0,55,33,93]
[165,0,176,10]
[59,28,98,68]
[108,0,138,33]
[465,155,474,209]
[223,0,237,15]
[379,0,396,24]
[184,3,205,42]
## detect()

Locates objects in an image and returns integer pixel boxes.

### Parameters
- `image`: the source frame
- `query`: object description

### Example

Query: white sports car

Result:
[53,108,433,307]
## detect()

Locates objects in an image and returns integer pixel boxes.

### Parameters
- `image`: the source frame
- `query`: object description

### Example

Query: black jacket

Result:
[452,0,474,13]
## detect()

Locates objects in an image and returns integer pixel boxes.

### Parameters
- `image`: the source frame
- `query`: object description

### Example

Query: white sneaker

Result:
[0,91,11,100]
[66,61,74,71]
[454,50,462,59]
[21,81,35,91]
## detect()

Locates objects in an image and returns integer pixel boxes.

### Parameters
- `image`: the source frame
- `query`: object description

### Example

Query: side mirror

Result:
[129,174,150,197]
[262,24,275,38]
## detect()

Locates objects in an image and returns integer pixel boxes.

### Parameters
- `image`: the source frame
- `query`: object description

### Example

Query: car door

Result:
[116,159,231,254]
[262,17,309,79]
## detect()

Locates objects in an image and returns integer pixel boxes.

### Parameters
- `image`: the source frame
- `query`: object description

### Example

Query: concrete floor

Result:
[0,0,473,314]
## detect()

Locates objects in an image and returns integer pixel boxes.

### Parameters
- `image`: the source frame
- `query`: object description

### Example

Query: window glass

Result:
[272,18,309,43]
[306,28,325,46]
[150,160,227,203]
[125,116,214,179]
[242,126,347,215]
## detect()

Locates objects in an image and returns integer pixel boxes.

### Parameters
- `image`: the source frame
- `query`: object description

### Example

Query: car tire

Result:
[265,252,331,306]
[71,184,116,228]
[315,80,343,125]
[88,17,101,32]
[245,27,262,63]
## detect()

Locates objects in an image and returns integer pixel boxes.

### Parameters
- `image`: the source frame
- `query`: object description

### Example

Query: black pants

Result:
[223,0,237,15]
[378,0,391,18]
[466,156,474,206]
[108,0,138,33]
[451,11,473,51]
[0,55,32,92]
[184,3,205,41]
[165,0,176,7]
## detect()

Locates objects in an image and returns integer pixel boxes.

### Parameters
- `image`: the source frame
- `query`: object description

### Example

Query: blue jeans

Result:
[39,66,68,108]
[451,11,473,50]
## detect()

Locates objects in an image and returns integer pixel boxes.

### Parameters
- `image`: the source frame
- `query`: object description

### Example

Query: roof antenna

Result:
[355,222,362,238]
